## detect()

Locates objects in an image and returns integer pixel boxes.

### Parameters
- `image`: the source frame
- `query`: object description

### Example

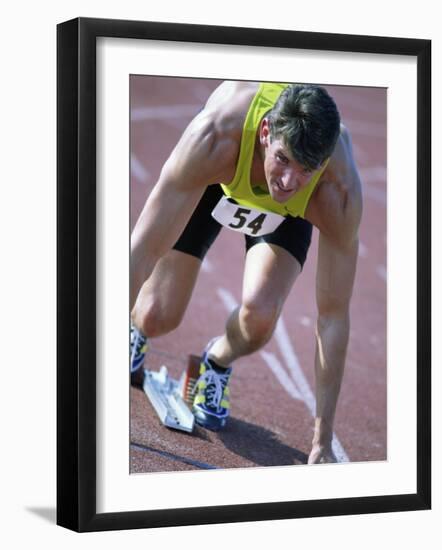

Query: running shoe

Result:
[130,324,148,387]
[192,349,232,431]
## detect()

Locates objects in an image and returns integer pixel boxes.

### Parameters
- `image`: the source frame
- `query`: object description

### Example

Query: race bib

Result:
[211,196,285,237]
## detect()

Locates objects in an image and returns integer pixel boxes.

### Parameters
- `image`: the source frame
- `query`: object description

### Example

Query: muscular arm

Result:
[306,127,363,463]
[310,233,359,463]
[131,108,238,309]
[131,162,206,308]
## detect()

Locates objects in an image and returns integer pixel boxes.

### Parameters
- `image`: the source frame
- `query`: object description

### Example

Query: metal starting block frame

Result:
[142,366,195,433]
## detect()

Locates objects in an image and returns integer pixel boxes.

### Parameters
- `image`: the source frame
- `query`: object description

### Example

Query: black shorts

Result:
[173,184,313,268]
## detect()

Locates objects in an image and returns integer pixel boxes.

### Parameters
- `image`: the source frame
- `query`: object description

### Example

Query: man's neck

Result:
[250,133,266,189]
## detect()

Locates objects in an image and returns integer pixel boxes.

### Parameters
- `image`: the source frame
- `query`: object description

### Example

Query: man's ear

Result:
[260,117,271,146]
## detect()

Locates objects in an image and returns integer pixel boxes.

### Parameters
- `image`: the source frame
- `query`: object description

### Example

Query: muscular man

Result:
[130,81,362,464]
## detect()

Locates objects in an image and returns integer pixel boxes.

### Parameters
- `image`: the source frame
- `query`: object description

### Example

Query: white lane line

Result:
[131,104,200,122]
[201,257,214,273]
[359,242,368,259]
[275,318,349,463]
[260,351,303,401]
[130,154,150,184]
[274,319,316,415]
[299,316,312,327]
[217,287,238,311]
[216,287,349,463]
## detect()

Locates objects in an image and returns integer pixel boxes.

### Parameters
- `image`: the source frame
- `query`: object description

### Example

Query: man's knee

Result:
[240,301,280,348]
[132,298,182,338]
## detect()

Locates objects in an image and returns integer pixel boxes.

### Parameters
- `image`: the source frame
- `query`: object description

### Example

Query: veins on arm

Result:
[304,128,364,462]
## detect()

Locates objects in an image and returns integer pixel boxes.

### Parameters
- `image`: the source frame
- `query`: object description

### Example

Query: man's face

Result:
[260,120,319,204]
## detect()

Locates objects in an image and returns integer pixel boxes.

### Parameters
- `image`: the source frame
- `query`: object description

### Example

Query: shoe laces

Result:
[130,326,147,371]
[131,326,144,352]
[198,366,230,412]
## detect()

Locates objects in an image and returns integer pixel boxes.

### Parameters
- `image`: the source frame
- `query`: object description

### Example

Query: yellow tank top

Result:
[220,82,327,218]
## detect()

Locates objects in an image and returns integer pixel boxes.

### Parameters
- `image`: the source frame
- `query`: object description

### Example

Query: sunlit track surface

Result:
[130,77,387,473]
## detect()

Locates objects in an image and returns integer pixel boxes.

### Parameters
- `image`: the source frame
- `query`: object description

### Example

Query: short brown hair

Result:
[267,84,341,170]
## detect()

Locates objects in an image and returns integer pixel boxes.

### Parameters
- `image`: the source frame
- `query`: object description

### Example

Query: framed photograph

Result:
[57,17,431,532]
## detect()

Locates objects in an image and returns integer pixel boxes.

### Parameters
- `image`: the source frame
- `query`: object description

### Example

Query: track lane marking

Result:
[131,104,200,121]
[131,442,218,470]
[201,257,214,273]
[275,318,349,462]
[260,351,303,401]
[359,242,368,259]
[274,319,316,414]
[130,153,150,183]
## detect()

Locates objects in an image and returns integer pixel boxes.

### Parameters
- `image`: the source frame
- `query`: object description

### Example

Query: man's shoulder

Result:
[164,82,260,186]
[176,81,259,182]
[306,127,362,245]
[205,81,259,111]
[324,126,362,197]
[202,81,259,136]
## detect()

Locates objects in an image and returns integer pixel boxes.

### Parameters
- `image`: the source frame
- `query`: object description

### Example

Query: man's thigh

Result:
[132,185,223,330]
[241,242,303,313]
[173,183,223,260]
[242,215,312,311]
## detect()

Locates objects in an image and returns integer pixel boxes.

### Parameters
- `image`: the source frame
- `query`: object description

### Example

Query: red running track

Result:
[129,77,387,472]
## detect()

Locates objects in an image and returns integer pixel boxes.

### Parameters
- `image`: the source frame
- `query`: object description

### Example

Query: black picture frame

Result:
[57,17,431,532]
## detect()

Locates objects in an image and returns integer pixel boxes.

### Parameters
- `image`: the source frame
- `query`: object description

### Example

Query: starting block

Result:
[142,355,201,433]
